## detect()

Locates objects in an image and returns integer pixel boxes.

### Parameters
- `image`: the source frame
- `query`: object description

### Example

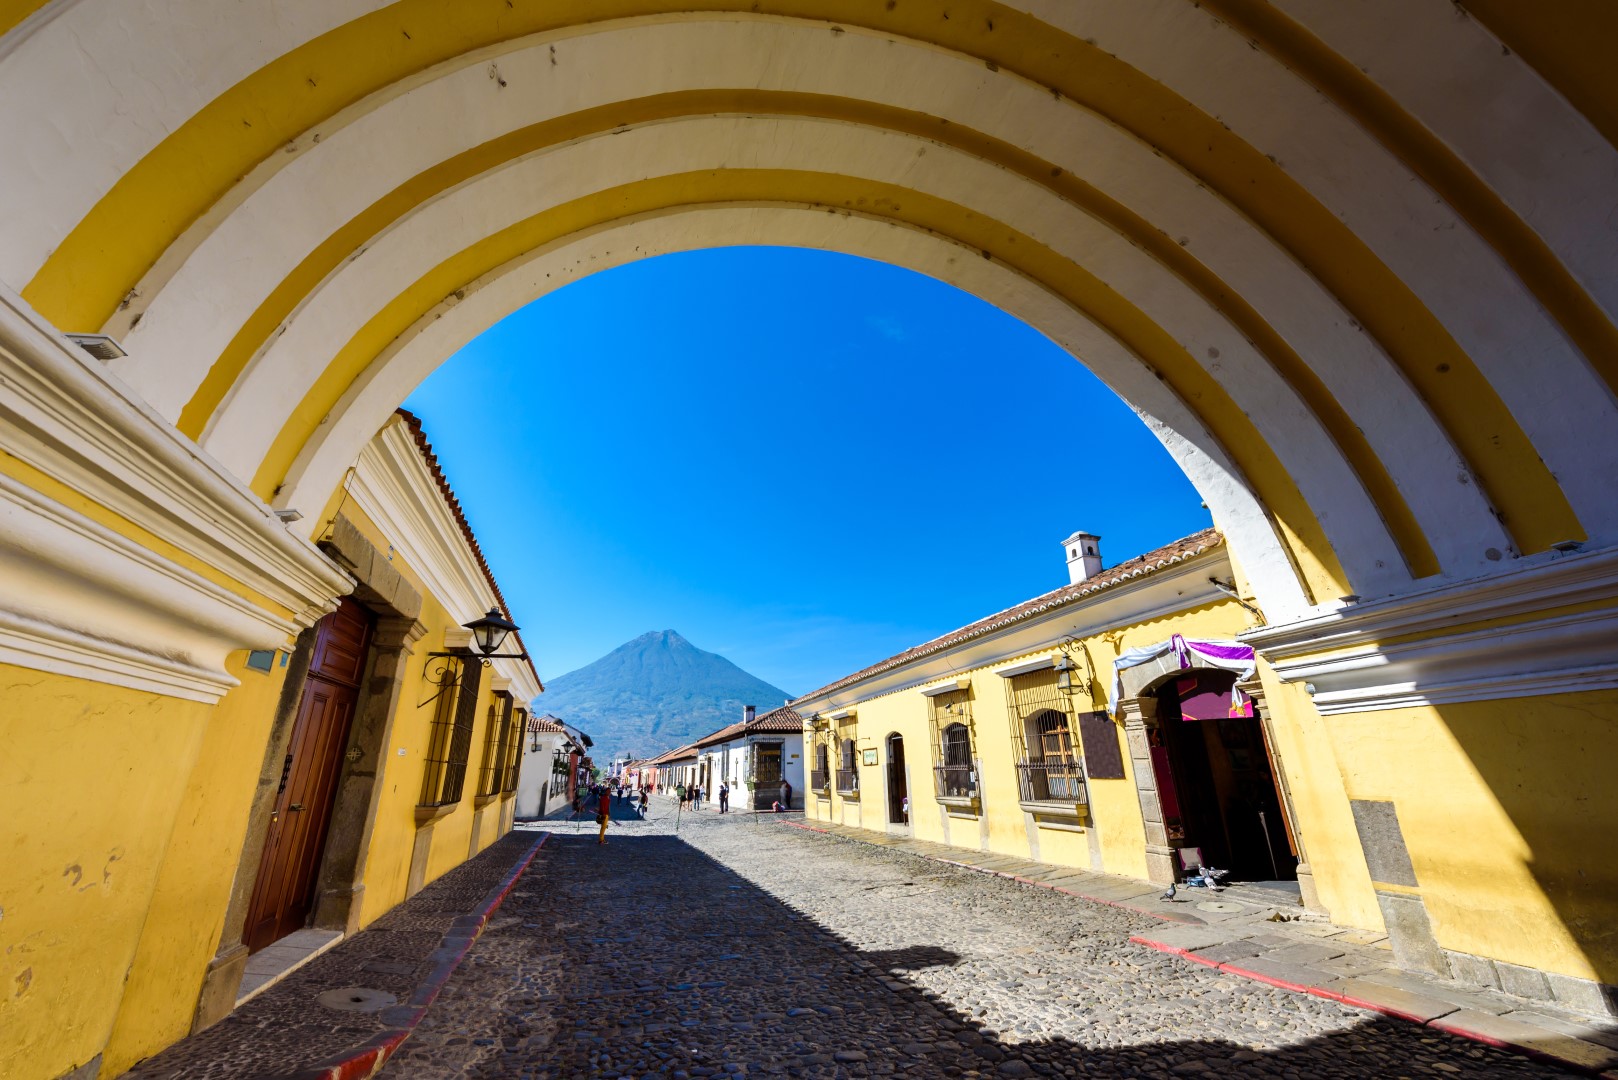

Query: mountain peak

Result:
[540,631,790,759]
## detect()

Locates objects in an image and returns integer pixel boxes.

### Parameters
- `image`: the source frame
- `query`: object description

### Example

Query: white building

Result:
[694,705,807,810]
[514,713,584,819]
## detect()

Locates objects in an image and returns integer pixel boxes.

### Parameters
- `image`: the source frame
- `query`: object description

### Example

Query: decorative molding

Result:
[1248,545,1618,713]
[996,656,1056,678]
[920,679,971,697]
[0,286,350,629]
[347,420,541,701]
[0,472,300,703]
[795,550,1231,715]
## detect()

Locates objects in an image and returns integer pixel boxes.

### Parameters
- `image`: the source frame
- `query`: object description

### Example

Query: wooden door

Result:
[887,735,908,823]
[243,598,372,952]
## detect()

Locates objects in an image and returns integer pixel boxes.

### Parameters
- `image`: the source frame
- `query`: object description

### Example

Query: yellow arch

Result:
[21,1,1582,554]
[248,169,1352,602]
[179,90,1438,578]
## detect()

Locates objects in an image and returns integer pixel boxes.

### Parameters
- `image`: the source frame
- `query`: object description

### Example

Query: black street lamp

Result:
[427,607,528,661]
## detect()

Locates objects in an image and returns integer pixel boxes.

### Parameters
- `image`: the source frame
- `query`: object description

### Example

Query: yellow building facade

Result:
[0,391,542,1080]
[2,4,1618,1075]
[797,530,1618,1018]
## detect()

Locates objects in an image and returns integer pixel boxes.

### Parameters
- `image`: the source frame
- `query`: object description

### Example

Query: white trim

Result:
[797,550,1231,715]
[1250,545,1618,713]
[0,471,299,702]
[346,418,542,701]
[0,285,350,629]
[823,707,857,721]
[920,679,971,697]
[995,656,1057,678]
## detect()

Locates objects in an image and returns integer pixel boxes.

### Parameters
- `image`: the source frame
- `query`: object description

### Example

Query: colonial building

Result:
[0,406,541,1078]
[694,705,807,810]
[515,714,576,819]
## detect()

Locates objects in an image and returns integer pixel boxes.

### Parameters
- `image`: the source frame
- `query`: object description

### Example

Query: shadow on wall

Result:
[424,831,1588,1079]
[1420,692,1618,1007]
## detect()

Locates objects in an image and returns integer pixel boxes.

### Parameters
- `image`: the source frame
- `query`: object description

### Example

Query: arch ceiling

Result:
[2,0,1616,624]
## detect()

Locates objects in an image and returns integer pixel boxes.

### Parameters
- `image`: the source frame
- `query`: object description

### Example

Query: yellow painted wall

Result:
[331,502,507,927]
[806,598,1269,885]
[1325,689,1618,982]
[0,665,211,1080]
[100,650,292,1076]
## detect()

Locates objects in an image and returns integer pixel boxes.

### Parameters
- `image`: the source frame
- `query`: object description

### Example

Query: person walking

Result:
[693,784,703,811]
[638,788,649,815]
[779,778,792,812]
[596,785,612,846]
[718,782,729,814]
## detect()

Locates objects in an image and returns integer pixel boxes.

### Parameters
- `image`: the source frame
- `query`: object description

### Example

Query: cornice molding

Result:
[1247,545,1618,713]
[0,286,350,627]
[0,472,300,702]
[349,420,542,701]
[795,550,1232,714]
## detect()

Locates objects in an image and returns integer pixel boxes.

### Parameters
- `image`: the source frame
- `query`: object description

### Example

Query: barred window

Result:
[421,656,483,807]
[836,735,859,794]
[500,706,526,793]
[927,688,976,800]
[1004,667,1087,806]
[811,740,830,791]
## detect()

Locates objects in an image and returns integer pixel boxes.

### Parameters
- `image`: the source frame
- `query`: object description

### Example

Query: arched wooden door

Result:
[243,597,373,952]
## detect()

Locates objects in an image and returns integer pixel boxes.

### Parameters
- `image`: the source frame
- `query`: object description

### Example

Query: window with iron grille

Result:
[927,689,976,800]
[500,706,526,794]
[1004,668,1087,805]
[421,655,483,808]
[811,739,830,792]
[476,691,514,798]
[836,731,859,794]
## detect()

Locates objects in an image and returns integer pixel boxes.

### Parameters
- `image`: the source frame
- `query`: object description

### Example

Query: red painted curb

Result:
[1130,934,1611,1077]
[299,832,549,1080]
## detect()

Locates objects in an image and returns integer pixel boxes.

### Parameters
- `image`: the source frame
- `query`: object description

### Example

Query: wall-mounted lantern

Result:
[428,607,528,662]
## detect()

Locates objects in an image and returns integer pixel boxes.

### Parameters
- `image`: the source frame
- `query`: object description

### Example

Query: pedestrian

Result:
[596,785,612,846]
[638,788,649,814]
[693,784,703,811]
[779,778,792,812]
[719,782,729,814]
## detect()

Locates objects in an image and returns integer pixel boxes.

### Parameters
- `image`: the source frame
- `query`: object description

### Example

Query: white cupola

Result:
[1062,531,1103,585]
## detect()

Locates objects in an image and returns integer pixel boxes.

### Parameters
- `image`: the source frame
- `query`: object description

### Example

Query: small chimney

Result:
[1062,531,1103,585]
[743,705,756,725]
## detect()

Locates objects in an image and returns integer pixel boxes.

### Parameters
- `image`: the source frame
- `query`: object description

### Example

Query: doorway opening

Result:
[751,741,784,810]
[887,733,909,825]
[242,597,374,952]
[1147,671,1295,885]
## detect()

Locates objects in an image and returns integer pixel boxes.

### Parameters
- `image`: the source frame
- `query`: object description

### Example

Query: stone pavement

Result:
[788,819,1618,1077]
[123,830,542,1079]
[377,798,1595,1077]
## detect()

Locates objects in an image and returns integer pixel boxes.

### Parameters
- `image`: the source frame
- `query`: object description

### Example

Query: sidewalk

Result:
[124,831,545,1080]
[787,819,1618,1077]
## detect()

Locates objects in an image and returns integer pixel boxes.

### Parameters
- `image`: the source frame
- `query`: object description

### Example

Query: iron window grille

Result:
[836,732,859,795]
[1004,668,1087,806]
[476,691,515,798]
[420,654,483,808]
[811,739,831,792]
[500,706,525,793]
[927,689,976,800]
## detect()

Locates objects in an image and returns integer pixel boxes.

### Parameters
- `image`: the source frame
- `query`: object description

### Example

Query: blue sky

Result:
[404,247,1209,696]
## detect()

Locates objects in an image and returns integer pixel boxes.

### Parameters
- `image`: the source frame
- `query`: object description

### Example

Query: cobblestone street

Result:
[378,802,1576,1078]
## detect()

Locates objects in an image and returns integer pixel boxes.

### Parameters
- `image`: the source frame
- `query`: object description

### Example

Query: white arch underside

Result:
[273,203,1316,619]
[110,21,1523,583]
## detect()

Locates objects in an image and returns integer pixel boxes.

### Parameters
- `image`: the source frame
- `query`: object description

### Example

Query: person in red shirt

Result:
[596,786,612,846]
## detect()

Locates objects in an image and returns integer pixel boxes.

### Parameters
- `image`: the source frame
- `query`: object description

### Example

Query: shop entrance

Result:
[1148,671,1294,884]
[243,597,373,952]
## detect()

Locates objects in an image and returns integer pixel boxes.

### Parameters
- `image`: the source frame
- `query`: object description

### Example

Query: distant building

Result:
[695,705,807,810]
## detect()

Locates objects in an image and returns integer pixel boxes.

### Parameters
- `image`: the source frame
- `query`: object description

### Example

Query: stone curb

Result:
[1131,937,1615,1078]
[784,822,1614,1077]
[283,833,549,1080]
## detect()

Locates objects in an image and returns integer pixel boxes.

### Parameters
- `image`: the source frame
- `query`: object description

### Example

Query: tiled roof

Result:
[393,409,543,693]
[795,530,1224,702]
[693,705,806,748]
[647,742,699,765]
[527,715,565,734]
